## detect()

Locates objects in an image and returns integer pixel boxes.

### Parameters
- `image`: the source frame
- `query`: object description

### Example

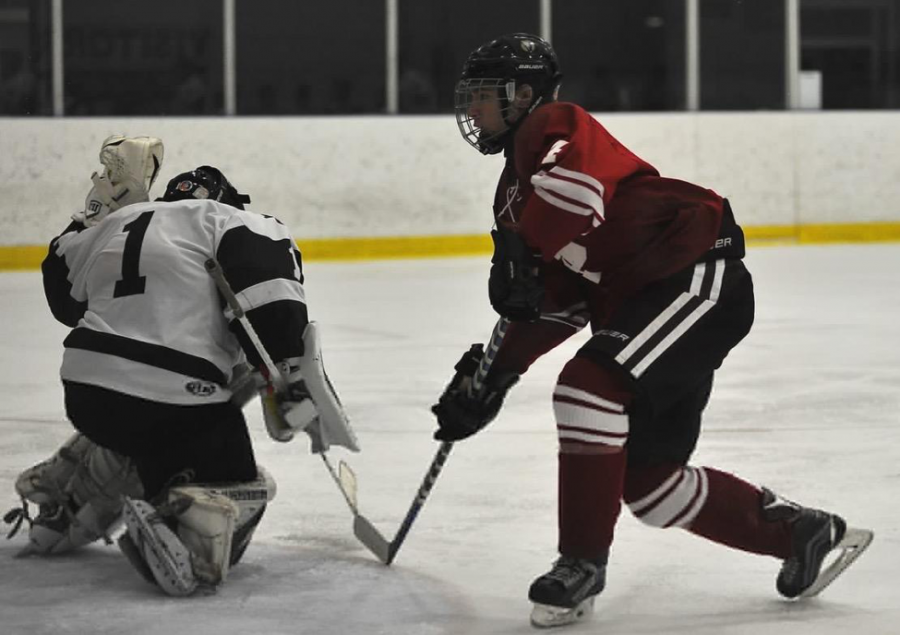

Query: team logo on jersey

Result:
[499,179,522,222]
[185,380,218,397]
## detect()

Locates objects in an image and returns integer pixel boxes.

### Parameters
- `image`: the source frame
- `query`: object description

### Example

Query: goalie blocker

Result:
[259,322,360,454]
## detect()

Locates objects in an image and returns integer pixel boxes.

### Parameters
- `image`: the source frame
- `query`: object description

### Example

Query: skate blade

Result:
[800,527,874,598]
[530,596,595,629]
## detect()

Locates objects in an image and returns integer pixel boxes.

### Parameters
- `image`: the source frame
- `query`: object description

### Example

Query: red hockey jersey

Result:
[490,102,743,374]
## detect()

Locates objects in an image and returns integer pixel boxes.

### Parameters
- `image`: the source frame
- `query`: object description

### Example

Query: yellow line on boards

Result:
[295,234,494,261]
[0,245,49,271]
[2,223,900,270]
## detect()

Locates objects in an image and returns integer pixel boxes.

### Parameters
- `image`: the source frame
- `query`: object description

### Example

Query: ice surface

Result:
[1,244,898,634]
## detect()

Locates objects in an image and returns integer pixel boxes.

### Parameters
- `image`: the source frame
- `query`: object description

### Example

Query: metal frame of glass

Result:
[28,0,847,116]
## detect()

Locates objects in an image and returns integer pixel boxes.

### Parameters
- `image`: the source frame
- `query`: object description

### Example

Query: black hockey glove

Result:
[431,344,520,442]
[488,225,544,322]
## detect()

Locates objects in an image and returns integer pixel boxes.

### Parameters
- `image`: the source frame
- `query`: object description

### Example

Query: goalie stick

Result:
[382,317,510,565]
[204,258,390,562]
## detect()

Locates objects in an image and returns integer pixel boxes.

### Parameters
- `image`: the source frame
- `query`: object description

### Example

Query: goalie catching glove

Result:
[73,135,165,227]
[431,344,519,442]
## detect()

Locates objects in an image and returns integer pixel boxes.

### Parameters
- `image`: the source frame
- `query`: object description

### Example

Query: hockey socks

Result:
[558,451,627,557]
[624,464,793,558]
[685,467,793,558]
[554,357,633,559]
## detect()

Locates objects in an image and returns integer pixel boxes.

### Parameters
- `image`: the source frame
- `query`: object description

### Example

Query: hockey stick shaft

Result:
[205,259,287,393]
[205,258,391,560]
[320,454,356,513]
[385,317,510,565]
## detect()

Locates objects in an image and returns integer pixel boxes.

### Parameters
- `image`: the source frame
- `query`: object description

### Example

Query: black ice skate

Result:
[528,555,607,628]
[762,488,873,599]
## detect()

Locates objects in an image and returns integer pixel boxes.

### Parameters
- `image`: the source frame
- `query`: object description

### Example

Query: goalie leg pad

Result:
[121,487,240,596]
[120,468,272,596]
[122,497,198,597]
[196,464,277,566]
[13,434,143,555]
[167,487,239,587]
[15,433,92,504]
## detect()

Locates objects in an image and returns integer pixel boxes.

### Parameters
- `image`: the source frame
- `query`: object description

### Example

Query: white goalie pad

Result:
[122,497,198,597]
[167,487,240,587]
[297,321,360,453]
[120,468,274,595]
[15,433,91,504]
[197,464,277,534]
[12,433,143,555]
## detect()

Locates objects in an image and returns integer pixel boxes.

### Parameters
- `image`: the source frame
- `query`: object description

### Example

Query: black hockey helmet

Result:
[456,33,562,154]
[160,165,251,210]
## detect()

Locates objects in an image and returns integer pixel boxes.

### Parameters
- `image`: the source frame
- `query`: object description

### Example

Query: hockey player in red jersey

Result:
[432,33,873,628]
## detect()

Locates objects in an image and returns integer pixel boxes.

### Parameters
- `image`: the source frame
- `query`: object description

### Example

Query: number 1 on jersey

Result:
[114,211,155,298]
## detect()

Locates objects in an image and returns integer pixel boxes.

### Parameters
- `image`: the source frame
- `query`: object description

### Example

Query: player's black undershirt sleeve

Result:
[42,221,88,327]
[215,224,308,367]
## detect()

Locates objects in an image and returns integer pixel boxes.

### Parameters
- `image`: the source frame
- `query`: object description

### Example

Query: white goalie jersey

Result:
[42,199,307,405]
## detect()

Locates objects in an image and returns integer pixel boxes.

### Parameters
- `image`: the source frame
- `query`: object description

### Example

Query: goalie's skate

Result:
[528,556,606,628]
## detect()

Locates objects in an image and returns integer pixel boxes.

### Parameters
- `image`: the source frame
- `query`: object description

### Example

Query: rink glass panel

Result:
[0,0,52,116]
[235,1,385,115]
[801,0,900,109]
[552,0,686,111]
[4,1,900,115]
[700,0,786,110]
[397,0,540,113]
[61,0,223,116]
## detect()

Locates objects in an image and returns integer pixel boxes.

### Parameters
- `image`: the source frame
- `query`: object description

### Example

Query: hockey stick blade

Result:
[353,514,391,564]
[381,318,510,566]
[799,526,874,598]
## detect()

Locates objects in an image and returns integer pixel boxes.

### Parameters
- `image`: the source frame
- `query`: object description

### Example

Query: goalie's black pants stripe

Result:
[64,328,227,385]
[64,381,257,500]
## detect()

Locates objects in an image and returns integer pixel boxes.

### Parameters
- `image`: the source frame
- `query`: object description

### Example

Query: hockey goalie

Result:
[5,135,357,597]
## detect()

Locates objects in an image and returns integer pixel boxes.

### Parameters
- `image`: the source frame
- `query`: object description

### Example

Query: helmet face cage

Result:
[455,33,562,154]
[455,77,517,155]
